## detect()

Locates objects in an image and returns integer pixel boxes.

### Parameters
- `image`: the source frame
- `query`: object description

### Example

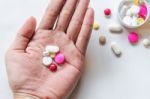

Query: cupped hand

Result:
[5,0,94,99]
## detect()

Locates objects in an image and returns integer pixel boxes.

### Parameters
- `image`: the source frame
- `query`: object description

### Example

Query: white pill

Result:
[126,8,133,16]
[123,16,132,26]
[130,5,140,15]
[131,16,138,26]
[45,45,59,53]
[111,42,122,56]
[109,23,123,33]
[143,39,150,47]
[42,57,52,66]
[43,51,50,57]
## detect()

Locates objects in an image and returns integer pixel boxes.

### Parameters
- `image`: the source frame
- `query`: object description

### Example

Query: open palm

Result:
[5,0,94,99]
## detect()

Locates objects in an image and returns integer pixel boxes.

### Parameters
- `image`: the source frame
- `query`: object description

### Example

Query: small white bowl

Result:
[118,0,150,28]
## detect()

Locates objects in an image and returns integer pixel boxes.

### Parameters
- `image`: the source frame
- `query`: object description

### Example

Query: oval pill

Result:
[42,57,53,66]
[109,23,123,33]
[99,35,106,45]
[111,42,122,56]
[46,45,60,53]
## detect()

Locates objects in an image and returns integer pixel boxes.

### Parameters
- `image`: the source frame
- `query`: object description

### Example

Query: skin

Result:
[5,0,94,99]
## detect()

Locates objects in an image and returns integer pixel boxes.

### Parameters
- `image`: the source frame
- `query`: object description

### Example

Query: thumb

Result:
[9,17,36,51]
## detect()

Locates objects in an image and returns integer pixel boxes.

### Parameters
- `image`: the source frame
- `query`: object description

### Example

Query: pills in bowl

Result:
[42,45,65,72]
[119,0,149,28]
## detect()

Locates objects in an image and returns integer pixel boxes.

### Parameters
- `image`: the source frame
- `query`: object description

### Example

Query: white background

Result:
[0,0,150,99]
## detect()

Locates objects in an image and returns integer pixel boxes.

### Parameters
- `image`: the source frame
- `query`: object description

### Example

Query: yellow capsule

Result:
[49,53,56,58]
[133,0,139,5]
[137,18,145,24]
[93,22,100,30]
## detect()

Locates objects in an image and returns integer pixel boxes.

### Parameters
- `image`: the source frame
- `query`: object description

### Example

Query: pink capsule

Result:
[54,53,65,64]
[138,4,147,19]
[128,32,139,44]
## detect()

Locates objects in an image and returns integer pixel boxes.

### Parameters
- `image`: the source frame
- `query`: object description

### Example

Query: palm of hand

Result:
[7,30,83,98]
[6,0,94,98]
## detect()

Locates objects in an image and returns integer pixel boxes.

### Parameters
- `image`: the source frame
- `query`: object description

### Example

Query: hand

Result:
[5,0,94,99]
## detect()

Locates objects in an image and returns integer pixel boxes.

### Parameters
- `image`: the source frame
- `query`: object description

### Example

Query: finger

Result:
[9,17,36,51]
[76,8,94,55]
[55,0,79,31]
[38,0,66,30]
[66,0,90,42]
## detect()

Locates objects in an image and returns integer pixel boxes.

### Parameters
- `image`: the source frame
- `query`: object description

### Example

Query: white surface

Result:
[0,0,150,99]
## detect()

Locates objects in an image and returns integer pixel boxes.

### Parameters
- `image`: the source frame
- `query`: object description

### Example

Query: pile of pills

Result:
[42,45,65,72]
[120,0,148,27]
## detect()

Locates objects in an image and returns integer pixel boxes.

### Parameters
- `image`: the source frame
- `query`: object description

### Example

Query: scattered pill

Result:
[99,35,106,45]
[54,53,65,64]
[128,32,139,44]
[111,42,122,57]
[46,45,59,53]
[109,22,123,33]
[143,39,150,47]
[104,8,111,16]
[49,63,57,72]
[93,22,100,30]
[42,57,53,66]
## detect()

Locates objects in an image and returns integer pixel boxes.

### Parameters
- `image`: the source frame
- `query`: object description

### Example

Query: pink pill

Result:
[104,8,111,16]
[128,32,139,43]
[54,53,65,64]
[138,4,147,19]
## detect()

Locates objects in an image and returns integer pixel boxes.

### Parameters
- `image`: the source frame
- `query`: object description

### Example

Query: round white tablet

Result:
[42,57,53,66]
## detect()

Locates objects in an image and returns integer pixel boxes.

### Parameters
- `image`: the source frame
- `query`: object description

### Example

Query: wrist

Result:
[14,93,40,99]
